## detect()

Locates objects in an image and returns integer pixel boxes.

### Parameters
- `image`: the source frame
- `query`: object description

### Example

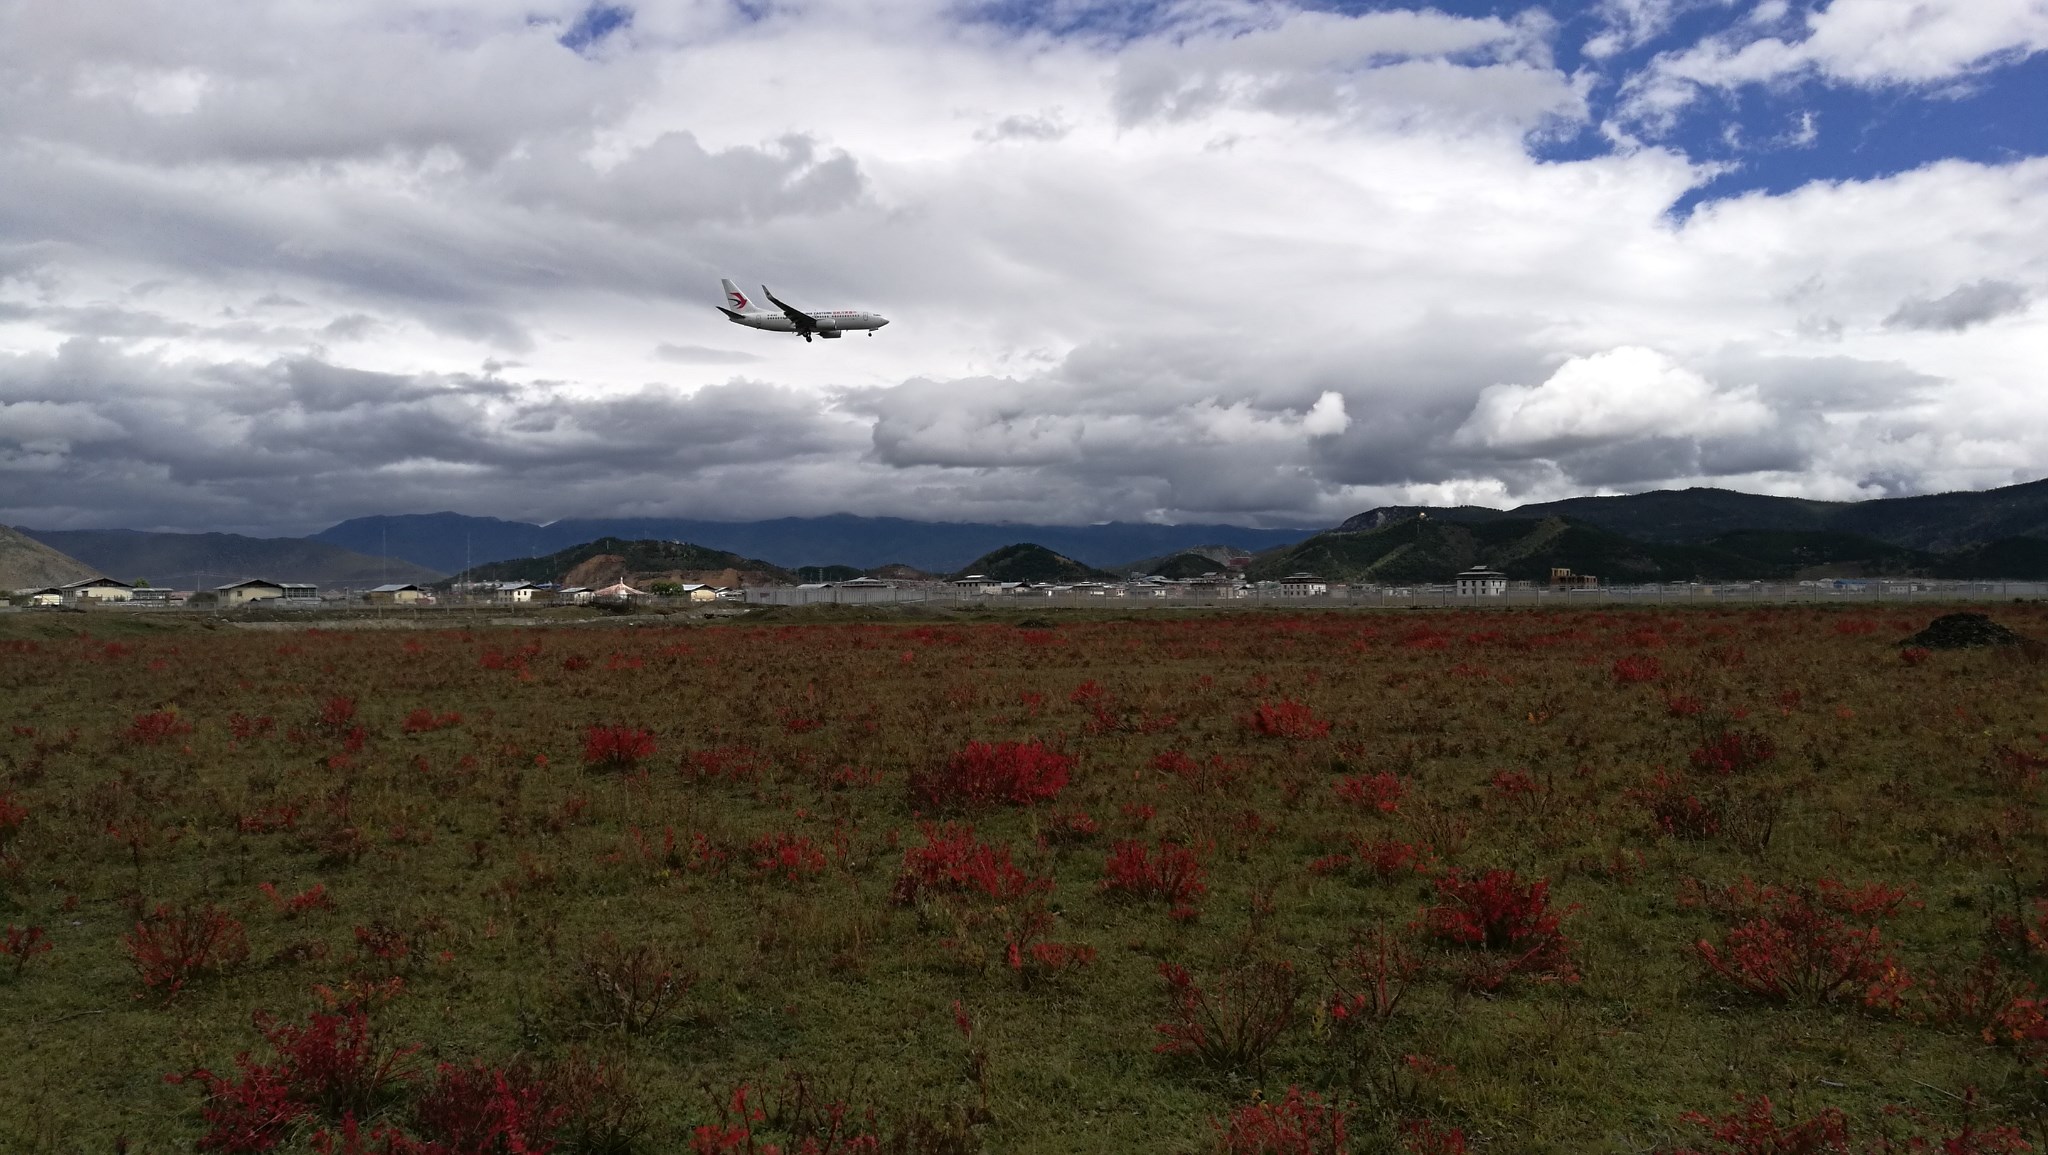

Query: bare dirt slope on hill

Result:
[0,525,98,589]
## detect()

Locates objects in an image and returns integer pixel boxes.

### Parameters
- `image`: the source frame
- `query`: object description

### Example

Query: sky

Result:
[1,0,2045,535]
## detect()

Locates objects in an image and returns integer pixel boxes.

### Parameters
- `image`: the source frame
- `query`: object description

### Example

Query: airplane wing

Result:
[761,285,820,340]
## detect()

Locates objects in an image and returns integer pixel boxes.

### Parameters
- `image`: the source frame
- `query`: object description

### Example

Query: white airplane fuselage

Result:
[718,279,888,340]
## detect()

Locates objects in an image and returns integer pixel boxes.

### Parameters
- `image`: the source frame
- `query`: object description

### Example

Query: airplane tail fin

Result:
[719,278,759,314]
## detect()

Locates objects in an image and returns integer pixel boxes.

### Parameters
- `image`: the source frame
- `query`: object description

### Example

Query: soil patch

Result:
[1902,612,2026,649]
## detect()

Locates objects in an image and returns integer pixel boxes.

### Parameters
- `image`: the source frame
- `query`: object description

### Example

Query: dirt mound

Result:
[1902,612,2026,649]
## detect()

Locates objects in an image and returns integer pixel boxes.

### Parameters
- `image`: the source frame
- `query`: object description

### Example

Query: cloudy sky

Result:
[2,0,2045,534]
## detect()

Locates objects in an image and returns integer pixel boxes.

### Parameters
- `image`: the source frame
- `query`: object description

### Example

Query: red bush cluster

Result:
[1213,1086,1348,1154]
[891,823,1050,905]
[124,903,250,999]
[750,832,828,883]
[1689,730,1777,776]
[1333,773,1403,813]
[1101,839,1208,920]
[125,709,194,746]
[1611,654,1663,684]
[582,725,657,772]
[909,740,1072,810]
[400,709,462,734]
[2,923,51,976]
[1155,957,1302,1070]
[1243,700,1332,740]
[1423,869,1576,990]
[1692,879,1910,1008]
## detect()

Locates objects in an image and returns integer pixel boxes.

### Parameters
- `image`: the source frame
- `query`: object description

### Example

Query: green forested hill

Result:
[1250,516,1961,584]
[452,537,794,586]
[952,543,1118,583]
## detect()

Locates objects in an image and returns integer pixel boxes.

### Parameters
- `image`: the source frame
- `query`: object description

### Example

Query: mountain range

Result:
[15,529,443,591]
[17,475,2048,591]
[1339,478,2048,551]
[309,512,1322,575]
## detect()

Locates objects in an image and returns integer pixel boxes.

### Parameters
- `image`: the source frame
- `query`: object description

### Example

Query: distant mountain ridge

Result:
[18,528,443,590]
[1253,515,2048,584]
[1339,478,2048,551]
[311,513,1321,575]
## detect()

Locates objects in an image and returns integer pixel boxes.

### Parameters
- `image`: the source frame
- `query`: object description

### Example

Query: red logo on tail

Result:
[728,289,750,310]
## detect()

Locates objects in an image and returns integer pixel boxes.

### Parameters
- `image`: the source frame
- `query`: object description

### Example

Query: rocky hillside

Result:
[0,526,99,590]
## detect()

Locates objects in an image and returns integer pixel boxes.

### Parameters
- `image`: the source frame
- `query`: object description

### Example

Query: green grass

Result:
[0,605,2045,1152]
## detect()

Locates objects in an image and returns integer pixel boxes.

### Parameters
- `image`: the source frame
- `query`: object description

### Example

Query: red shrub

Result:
[1666,693,1705,718]
[317,696,358,732]
[1213,1086,1348,1154]
[1333,773,1403,813]
[1399,1120,1470,1155]
[1673,1095,1850,1154]
[910,740,1072,810]
[891,823,1050,904]
[749,832,828,883]
[125,903,250,999]
[1243,700,1332,740]
[174,1004,418,1150]
[1353,839,1433,878]
[400,709,461,734]
[170,1064,305,1153]
[1424,869,1576,989]
[1101,839,1208,920]
[1900,646,1933,666]
[1693,881,1907,1007]
[583,726,657,772]
[1689,730,1777,776]
[410,1060,567,1153]
[0,792,24,846]
[228,713,276,741]
[260,882,335,918]
[1611,654,1663,684]
[1155,958,1302,1069]
[2,923,52,976]
[1632,770,1721,839]
[253,1003,419,1120]
[126,709,194,746]
[1325,926,1420,1037]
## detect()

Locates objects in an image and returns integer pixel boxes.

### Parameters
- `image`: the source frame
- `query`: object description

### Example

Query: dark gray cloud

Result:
[0,1,2041,533]
[1884,280,2030,332]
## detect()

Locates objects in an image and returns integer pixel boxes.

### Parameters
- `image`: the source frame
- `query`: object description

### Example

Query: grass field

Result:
[4,604,2048,1153]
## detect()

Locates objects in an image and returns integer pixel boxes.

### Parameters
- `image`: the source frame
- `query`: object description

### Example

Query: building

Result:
[951,574,1004,595]
[19,587,64,607]
[493,581,540,604]
[554,586,593,604]
[1276,573,1330,597]
[1548,567,1597,590]
[62,576,133,602]
[365,583,426,605]
[1455,567,1508,597]
[215,579,286,605]
[591,582,645,601]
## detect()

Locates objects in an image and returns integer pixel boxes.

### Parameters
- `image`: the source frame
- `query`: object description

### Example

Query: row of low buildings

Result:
[14,566,1604,609]
[14,576,321,607]
[933,568,1597,598]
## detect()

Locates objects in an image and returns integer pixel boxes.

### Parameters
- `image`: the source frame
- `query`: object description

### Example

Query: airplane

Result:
[717,278,889,341]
